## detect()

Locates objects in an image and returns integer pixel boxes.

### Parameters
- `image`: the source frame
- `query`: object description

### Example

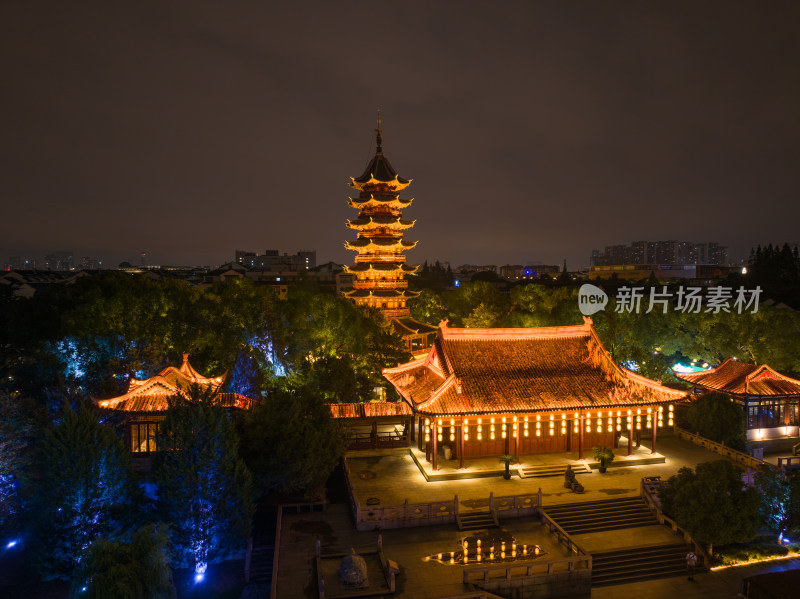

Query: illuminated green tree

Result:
[30,405,132,580]
[152,387,253,575]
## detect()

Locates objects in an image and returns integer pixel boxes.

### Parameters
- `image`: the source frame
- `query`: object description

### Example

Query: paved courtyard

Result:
[345,433,739,510]
[274,433,800,598]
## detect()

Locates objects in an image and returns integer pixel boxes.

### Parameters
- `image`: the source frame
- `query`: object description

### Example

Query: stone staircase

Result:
[518,462,591,479]
[248,544,274,586]
[541,496,655,534]
[591,543,696,586]
[457,509,499,531]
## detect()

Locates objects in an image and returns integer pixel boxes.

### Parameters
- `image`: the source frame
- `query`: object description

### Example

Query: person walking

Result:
[686,550,697,581]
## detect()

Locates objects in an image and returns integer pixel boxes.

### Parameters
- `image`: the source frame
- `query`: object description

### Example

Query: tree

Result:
[755,469,793,533]
[71,524,175,599]
[0,392,35,538]
[30,404,132,580]
[238,385,347,498]
[659,460,759,554]
[152,387,253,576]
[685,392,746,451]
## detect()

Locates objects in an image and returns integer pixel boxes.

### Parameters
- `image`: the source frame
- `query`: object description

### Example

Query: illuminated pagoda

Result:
[344,114,436,354]
[95,354,253,454]
[383,318,688,471]
[675,358,800,444]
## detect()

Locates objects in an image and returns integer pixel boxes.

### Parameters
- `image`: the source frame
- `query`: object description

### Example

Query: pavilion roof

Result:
[95,355,252,412]
[674,358,800,397]
[383,318,687,416]
[391,316,438,337]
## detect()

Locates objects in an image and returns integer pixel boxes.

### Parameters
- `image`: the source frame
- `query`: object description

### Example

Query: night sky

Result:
[2,1,799,269]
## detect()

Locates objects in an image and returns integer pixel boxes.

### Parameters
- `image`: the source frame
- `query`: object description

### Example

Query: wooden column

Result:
[432,422,438,471]
[409,416,415,443]
[417,417,423,450]
[651,419,658,455]
[635,429,641,448]
[514,420,520,464]
[460,424,465,470]
[578,414,584,460]
[627,418,634,456]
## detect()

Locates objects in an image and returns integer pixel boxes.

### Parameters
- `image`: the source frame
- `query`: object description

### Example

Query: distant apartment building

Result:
[499,264,560,279]
[43,251,74,271]
[590,240,728,267]
[235,249,316,271]
[454,264,497,278]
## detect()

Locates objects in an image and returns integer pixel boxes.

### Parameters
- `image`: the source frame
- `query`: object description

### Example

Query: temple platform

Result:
[408,443,666,482]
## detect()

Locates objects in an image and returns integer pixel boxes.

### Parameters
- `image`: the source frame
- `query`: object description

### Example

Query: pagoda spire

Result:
[375,109,383,154]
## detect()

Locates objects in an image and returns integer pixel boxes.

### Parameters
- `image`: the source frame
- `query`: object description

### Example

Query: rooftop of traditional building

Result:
[95,354,252,412]
[383,318,687,416]
[674,358,800,397]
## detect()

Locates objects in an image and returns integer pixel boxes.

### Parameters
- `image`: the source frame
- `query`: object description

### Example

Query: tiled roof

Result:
[383,318,686,416]
[95,355,249,412]
[674,358,800,396]
[391,316,438,337]
[99,392,252,413]
[328,402,412,419]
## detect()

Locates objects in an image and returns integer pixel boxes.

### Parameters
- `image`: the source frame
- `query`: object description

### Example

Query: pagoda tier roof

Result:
[350,155,410,193]
[345,263,418,274]
[346,216,416,230]
[345,238,417,251]
[94,355,253,412]
[392,317,438,337]
[329,401,412,419]
[674,358,800,397]
[383,318,687,417]
[344,289,420,299]
[348,195,413,209]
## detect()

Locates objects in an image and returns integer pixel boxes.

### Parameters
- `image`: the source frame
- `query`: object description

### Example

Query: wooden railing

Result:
[675,427,772,471]
[777,456,800,469]
[346,430,408,450]
[343,456,541,530]
[538,510,590,559]
[462,555,591,584]
[639,478,709,567]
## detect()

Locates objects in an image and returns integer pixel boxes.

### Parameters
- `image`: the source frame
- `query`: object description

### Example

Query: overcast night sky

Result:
[2,1,799,270]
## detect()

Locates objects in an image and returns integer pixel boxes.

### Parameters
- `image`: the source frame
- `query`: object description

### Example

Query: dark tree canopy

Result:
[71,524,176,599]
[685,392,747,451]
[238,384,347,499]
[658,460,759,554]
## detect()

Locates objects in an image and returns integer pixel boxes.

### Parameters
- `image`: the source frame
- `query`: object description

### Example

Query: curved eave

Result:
[349,176,411,192]
[348,195,413,209]
[344,263,418,274]
[344,239,418,251]
[346,217,416,230]
[344,289,419,298]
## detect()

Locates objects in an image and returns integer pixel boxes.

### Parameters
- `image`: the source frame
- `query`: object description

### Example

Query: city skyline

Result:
[3,2,799,269]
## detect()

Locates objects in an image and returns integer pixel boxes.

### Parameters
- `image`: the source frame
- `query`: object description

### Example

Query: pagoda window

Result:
[130,420,160,453]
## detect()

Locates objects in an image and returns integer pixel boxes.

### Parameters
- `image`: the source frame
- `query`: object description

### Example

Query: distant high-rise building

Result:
[590,240,728,266]
[44,251,74,271]
[235,249,316,270]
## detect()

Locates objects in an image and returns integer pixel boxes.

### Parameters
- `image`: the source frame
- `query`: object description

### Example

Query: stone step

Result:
[457,510,499,531]
[518,462,592,479]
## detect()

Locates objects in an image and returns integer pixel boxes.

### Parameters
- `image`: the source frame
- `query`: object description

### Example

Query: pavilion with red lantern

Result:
[382,317,688,471]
